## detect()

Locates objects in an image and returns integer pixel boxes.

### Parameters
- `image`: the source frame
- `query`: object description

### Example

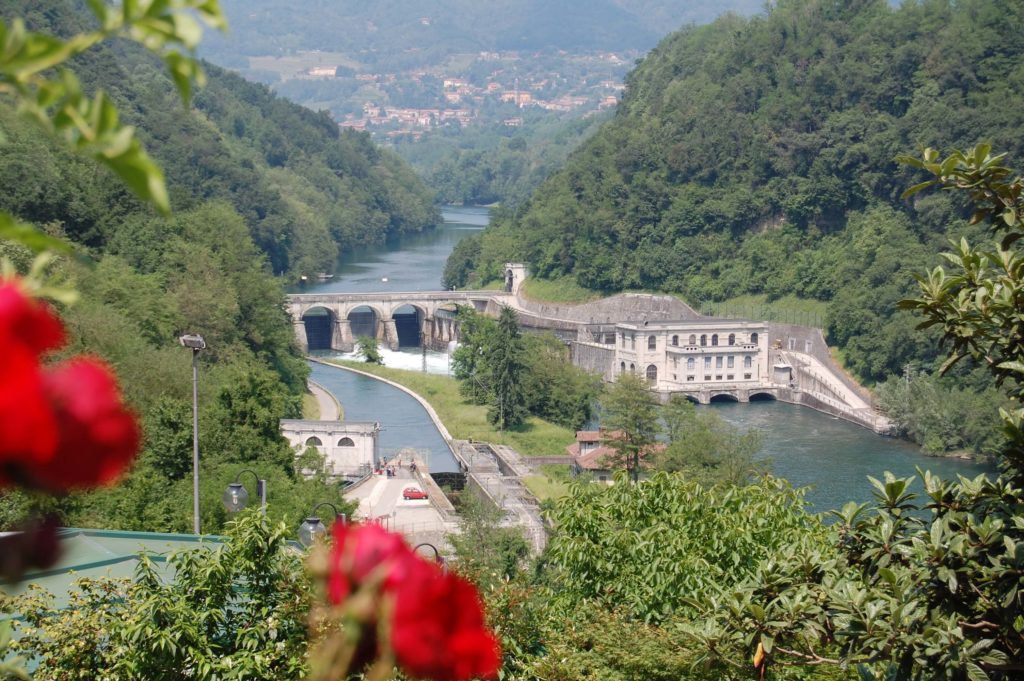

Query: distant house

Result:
[566,430,665,483]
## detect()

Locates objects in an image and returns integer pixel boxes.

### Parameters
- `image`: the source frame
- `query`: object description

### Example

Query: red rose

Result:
[25,358,140,491]
[0,282,64,472]
[328,522,417,604]
[390,561,502,681]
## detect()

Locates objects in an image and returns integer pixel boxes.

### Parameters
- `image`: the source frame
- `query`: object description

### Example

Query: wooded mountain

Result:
[200,0,762,67]
[457,0,1024,384]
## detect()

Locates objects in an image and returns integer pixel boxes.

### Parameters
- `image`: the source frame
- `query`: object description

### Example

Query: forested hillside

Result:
[0,0,436,531]
[201,0,762,69]
[458,0,1024,388]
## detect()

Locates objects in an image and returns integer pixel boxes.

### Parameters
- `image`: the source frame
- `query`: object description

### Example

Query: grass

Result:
[522,464,573,502]
[325,360,577,457]
[700,293,828,327]
[302,392,319,420]
[520,276,603,304]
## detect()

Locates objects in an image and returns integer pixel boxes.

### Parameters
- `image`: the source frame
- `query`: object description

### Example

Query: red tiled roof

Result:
[575,431,601,443]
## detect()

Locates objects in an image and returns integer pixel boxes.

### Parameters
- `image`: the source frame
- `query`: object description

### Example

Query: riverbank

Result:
[323,359,576,456]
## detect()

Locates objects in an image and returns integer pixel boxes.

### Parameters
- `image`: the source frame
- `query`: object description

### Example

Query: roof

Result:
[575,431,602,443]
[1,528,227,610]
[567,431,666,471]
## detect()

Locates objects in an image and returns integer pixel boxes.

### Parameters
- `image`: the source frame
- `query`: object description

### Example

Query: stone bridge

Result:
[286,290,515,352]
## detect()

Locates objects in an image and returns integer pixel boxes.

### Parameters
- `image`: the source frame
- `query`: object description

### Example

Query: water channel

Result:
[306,206,992,510]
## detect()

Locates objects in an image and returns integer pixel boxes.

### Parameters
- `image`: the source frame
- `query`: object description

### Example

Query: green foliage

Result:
[545,472,824,624]
[8,512,313,680]
[659,395,766,485]
[875,369,1005,457]
[598,372,662,482]
[356,336,383,364]
[486,306,528,430]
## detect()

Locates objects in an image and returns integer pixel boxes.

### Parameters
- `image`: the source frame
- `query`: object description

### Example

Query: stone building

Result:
[280,420,380,477]
[575,318,772,403]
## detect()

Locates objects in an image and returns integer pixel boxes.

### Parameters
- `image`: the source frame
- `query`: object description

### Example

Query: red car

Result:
[402,487,428,500]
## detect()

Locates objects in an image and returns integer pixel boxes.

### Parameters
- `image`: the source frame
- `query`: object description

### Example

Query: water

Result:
[301,206,488,294]
[310,361,460,473]
[707,400,992,511]
[304,205,993,508]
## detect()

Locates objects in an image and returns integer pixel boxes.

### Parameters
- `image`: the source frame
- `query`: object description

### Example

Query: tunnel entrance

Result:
[302,307,334,350]
[392,304,423,347]
[348,306,379,339]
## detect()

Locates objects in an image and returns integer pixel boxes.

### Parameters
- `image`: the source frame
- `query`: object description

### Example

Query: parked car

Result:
[402,487,428,500]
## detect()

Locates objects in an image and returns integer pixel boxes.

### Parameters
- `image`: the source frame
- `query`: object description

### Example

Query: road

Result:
[344,460,450,542]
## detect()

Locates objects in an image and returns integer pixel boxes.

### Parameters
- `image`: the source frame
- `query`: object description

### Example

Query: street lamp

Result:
[223,469,268,515]
[413,542,446,571]
[179,332,206,534]
[298,502,346,548]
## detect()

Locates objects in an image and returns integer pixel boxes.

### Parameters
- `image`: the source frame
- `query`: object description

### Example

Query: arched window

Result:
[338,437,355,447]
[647,335,656,350]
[646,365,658,382]
[305,436,323,447]
[688,334,696,346]
[700,334,707,347]
[744,356,752,368]
[620,361,626,373]
[751,332,759,345]
[671,335,679,346]
[711,334,719,346]
[728,333,735,345]
[630,363,635,372]
[687,357,695,370]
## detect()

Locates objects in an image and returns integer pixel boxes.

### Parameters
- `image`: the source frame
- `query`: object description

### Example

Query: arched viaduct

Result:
[286,291,515,352]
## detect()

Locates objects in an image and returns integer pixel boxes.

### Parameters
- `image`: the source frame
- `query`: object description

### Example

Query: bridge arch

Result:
[749,391,777,402]
[301,306,337,351]
[348,305,382,340]
[391,303,426,347]
[708,392,740,403]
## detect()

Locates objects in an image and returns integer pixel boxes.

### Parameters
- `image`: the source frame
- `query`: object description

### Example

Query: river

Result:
[306,206,992,510]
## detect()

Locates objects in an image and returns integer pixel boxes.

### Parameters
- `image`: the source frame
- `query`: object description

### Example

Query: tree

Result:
[9,512,312,680]
[486,306,527,430]
[598,372,661,483]
[447,492,529,592]
[658,396,764,486]
[356,336,383,365]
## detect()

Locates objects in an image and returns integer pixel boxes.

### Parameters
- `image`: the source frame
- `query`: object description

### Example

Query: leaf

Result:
[901,180,937,199]
[965,662,990,681]
[0,212,75,254]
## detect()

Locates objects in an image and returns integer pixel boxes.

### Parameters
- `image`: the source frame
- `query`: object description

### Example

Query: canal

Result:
[306,206,991,510]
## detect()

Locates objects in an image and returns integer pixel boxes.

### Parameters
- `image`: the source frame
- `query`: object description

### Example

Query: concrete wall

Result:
[570,341,616,381]
[766,323,873,404]
[281,419,377,476]
[515,292,700,324]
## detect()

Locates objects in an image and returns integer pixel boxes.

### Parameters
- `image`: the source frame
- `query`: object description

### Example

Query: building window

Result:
[715,374,722,380]
[727,356,735,368]
[671,335,679,346]
[646,364,658,382]
[672,357,679,368]
[689,334,697,346]
[687,375,695,381]
[631,334,636,350]
[305,436,323,447]
[727,374,734,380]
[338,437,355,447]
[711,334,719,346]
[704,375,712,381]
[744,373,752,379]
[704,356,711,368]
[716,356,723,368]
[687,357,695,370]
[700,334,707,347]
[648,335,656,350]
[751,332,759,345]
[805,339,812,353]
[620,361,626,373]
[728,333,735,345]
[630,363,635,372]
[788,338,796,350]
[744,356,752,368]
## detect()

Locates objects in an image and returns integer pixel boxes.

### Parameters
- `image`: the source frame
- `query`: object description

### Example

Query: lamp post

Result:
[298,502,346,547]
[413,542,446,571]
[223,469,268,515]
[179,332,206,534]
